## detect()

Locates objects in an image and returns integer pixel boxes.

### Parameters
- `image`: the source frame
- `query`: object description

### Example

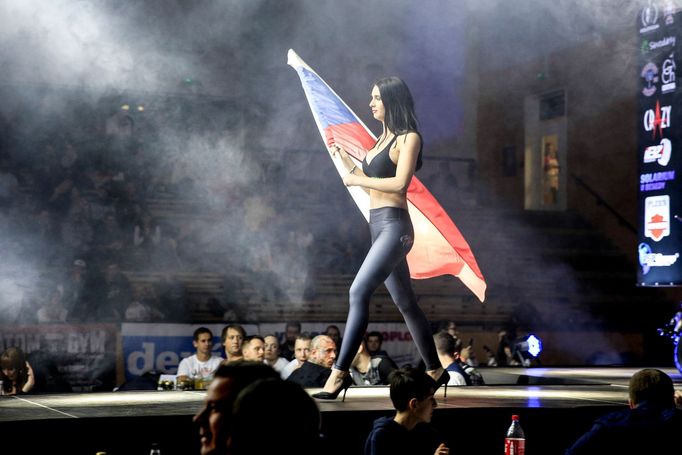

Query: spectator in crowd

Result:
[458,343,484,385]
[281,334,312,379]
[435,320,459,339]
[133,210,161,251]
[325,324,343,352]
[155,272,190,322]
[176,327,222,385]
[230,378,322,455]
[193,361,280,455]
[0,347,35,395]
[96,261,133,321]
[364,367,449,455]
[287,334,336,388]
[495,329,516,366]
[433,331,471,386]
[241,335,265,362]
[459,338,480,367]
[566,368,682,454]
[60,191,93,257]
[221,324,245,362]
[36,286,68,323]
[124,284,165,322]
[61,258,96,321]
[263,334,288,374]
[366,331,388,357]
[92,212,127,263]
[280,321,301,361]
[351,339,398,385]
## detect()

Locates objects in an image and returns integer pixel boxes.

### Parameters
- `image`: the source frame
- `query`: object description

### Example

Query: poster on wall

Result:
[637,3,682,285]
[0,324,118,392]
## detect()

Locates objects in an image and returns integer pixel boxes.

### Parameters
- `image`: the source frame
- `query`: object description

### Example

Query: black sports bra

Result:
[362,133,423,178]
[362,136,397,178]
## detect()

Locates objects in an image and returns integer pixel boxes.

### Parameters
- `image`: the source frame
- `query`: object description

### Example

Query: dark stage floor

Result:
[1,367,680,454]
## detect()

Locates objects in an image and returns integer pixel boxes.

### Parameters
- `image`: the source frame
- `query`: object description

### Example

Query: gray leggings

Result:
[335,207,440,372]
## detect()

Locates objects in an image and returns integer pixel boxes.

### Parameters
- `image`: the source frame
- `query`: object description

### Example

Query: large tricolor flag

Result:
[287,49,486,302]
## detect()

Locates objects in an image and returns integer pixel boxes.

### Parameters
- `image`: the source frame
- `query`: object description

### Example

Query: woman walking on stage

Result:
[313,77,448,400]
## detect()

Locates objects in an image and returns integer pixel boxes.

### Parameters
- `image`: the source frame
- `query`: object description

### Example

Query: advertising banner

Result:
[0,323,118,392]
[637,4,682,285]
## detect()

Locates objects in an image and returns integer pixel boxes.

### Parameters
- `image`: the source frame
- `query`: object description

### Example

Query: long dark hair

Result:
[373,76,423,170]
[0,347,29,392]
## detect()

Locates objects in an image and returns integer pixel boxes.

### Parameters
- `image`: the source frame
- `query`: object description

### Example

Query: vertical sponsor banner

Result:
[637,3,682,285]
[0,324,118,392]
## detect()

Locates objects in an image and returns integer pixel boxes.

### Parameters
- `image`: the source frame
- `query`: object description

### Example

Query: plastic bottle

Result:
[504,415,525,455]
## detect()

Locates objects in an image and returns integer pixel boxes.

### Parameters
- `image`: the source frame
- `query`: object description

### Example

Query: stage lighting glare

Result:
[513,334,543,366]
[526,334,542,357]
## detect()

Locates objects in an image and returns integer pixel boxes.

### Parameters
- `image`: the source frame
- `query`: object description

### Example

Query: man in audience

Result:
[350,339,397,385]
[565,368,682,454]
[459,343,484,385]
[177,327,222,384]
[324,324,343,352]
[241,335,265,362]
[263,334,288,374]
[366,331,388,357]
[280,321,301,361]
[221,324,245,362]
[281,334,312,379]
[364,367,449,455]
[287,334,336,388]
[433,331,471,386]
[193,361,280,455]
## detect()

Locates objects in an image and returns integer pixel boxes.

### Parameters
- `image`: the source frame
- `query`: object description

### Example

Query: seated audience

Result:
[435,320,459,339]
[280,320,301,361]
[36,287,68,323]
[263,334,288,374]
[324,324,343,352]
[495,329,516,366]
[221,324,245,362]
[241,335,265,362]
[433,331,471,386]
[364,367,449,455]
[176,327,222,384]
[281,333,312,379]
[0,347,35,395]
[459,342,484,385]
[287,334,336,388]
[366,331,389,357]
[565,368,682,454]
[124,284,165,322]
[351,339,397,385]
[193,361,280,455]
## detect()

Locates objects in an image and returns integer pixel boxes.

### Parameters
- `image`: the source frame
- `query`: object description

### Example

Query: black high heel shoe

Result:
[312,373,353,402]
[433,369,450,398]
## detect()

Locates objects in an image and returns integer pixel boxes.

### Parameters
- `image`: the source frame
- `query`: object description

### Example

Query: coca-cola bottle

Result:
[504,414,525,455]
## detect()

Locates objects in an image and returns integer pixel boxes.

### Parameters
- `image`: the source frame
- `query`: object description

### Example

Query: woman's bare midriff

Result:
[369,189,408,210]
